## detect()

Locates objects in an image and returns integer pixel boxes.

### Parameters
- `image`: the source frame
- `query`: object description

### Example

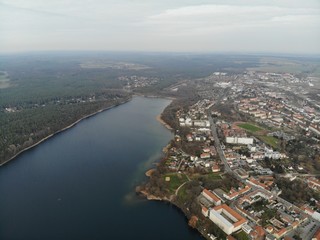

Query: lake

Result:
[0,97,203,240]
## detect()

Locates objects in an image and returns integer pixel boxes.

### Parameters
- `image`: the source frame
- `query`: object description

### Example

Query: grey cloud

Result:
[0,0,319,53]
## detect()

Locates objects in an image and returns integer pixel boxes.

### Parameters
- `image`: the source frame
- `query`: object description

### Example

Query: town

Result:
[140,70,320,240]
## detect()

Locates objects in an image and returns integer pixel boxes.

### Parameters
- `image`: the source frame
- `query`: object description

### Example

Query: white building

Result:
[193,120,211,127]
[242,224,253,234]
[226,137,254,145]
[264,148,285,159]
[204,204,247,235]
[179,118,185,127]
[185,118,192,126]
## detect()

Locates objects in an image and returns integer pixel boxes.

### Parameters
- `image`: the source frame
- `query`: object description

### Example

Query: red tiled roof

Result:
[202,206,208,213]
[266,225,274,233]
[276,228,287,237]
[313,228,320,240]
[213,204,247,227]
[254,226,266,236]
[203,189,220,203]
[226,185,251,199]
[227,235,237,240]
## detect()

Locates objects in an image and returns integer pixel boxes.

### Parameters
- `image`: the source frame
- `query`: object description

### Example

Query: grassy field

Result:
[238,123,263,132]
[164,173,189,193]
[233,231,250,240]
[190,172,222,181]
[259,136,279,149]
[176,183,189,202]
[203,172,222,180]
[238,122,280,149]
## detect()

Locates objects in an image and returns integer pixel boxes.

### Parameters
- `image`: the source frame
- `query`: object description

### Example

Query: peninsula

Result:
[138,67,320,240]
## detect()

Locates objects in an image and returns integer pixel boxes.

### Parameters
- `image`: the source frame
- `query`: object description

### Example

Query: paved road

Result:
[208,115,232,174]
[175,180,191,196]
[208,115,246,183]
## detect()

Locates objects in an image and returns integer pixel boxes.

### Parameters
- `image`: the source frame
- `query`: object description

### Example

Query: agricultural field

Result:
[247,57,320,77]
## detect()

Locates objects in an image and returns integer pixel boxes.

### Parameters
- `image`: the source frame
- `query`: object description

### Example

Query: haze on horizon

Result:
[0,0,319,54]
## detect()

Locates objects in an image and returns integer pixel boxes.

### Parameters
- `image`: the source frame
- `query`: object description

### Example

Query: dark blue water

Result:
[0,97,203,240]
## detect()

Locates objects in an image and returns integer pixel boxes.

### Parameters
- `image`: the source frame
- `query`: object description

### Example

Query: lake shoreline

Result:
[137,103,209,240]
[156,114,173,130]
[0,98,131,167]
[134,94,174,130]
[136,185,205,239]
[133,93,176,101]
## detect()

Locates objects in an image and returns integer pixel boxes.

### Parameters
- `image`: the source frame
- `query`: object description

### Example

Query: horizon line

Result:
[1,50,320,58]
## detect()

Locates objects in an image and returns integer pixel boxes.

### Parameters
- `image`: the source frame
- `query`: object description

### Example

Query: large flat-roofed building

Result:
[206,204,247,235]
[226,136,254,145]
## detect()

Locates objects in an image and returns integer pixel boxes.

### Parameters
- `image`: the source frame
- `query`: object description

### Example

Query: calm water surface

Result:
[0,97,203,240]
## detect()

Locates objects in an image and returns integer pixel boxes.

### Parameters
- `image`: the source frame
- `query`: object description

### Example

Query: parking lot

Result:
[297,219,320,240]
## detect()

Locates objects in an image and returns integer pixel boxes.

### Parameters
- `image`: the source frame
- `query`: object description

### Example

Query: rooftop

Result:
[213,204,247,228]
[203,189,221,203]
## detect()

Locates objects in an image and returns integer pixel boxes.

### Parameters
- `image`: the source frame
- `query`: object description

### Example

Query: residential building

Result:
[204,204,247,235]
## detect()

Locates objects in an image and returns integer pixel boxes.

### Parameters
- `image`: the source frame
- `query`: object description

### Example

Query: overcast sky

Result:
[0,0,319,54]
